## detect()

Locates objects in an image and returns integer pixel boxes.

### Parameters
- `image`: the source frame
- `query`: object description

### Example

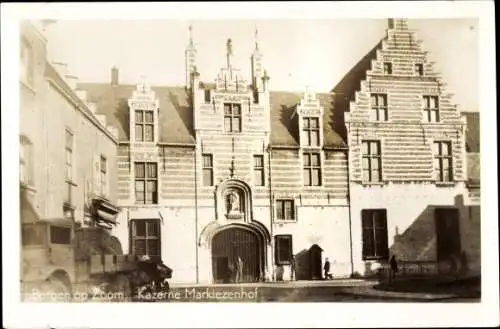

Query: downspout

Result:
[194,137,199,284]
[267,142,274,282]
[346,123,355,277]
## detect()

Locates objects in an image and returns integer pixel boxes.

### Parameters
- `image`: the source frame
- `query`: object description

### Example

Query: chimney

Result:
[87,102,97,114]
[65,74,78,90]
[52,61,68,78]
[111,66,119,86]
[76,89,87,102]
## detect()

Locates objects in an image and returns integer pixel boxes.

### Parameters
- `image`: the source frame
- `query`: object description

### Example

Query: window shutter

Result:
[92,154,101,195]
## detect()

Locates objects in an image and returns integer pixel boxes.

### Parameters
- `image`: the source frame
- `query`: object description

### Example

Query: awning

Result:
[92,198,120,225]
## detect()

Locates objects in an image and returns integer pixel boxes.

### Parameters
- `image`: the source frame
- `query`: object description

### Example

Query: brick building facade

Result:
[333,19,481,276]
[71,18,480,284]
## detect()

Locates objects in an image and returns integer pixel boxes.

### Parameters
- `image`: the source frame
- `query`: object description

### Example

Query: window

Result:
[423,95,439,122]
[362,141,382,183]
[302,117,320,147]
[303,152,321,186]
[20,37,34,86]
[19,135,34,186]
[361,209,389,260]
[50,225,72,245]
[275,235,293,265]
[433,141,453,182]
[202,154,214,186]
[65,129,74,181]
[224,103,242,133]
[276,199,295,221]
[65,129,74,204]
[204,89,211,103]
[135,162,158,204]
[370,93,388,121]
[383,62,392,75]
[130,219,161,262]
[135,110,154,142]
[100,155,107,196]
[415,63,424,76]
[253,155,265,186]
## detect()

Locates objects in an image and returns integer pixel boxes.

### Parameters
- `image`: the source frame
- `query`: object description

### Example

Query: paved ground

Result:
[157,276,480,303]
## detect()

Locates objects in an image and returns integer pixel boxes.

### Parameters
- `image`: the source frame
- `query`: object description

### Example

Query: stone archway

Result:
[211,225,264,283]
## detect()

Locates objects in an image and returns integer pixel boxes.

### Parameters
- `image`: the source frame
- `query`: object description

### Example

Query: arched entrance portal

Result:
[211,227,263,283]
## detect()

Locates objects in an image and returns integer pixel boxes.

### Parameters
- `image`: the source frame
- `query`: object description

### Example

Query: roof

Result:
[463,112,480,153]
[269,91,346,147]
[467,153,480,186]
[77,83,195,144]
[45,63,118,143]
[78,83,347,147]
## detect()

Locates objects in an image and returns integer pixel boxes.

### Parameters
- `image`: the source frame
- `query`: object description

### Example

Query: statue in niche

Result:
[226,190,240,214]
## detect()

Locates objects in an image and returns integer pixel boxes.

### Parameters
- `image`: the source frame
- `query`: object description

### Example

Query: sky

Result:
[44,18,479,111]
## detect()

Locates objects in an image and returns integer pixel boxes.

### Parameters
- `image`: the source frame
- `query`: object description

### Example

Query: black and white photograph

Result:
[2,2,498,328]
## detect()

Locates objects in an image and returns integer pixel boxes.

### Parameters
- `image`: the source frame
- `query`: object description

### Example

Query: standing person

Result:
[290,256,296,281]
[324,258,333,280]
[389,255,398,281]
[235,256,243,283]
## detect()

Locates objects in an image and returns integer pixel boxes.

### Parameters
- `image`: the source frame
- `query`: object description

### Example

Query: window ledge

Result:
[63,202,76,210]
[20,182,37,193]
[20,80,36,94]
[274,219,297,224]
[435,181,456,187]
[65,179,78,187]
[128,204,162,209]
[361,182,386,187]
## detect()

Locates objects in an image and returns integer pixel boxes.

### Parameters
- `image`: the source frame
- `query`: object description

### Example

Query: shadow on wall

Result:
[388,194,480,275]
[280,104,299,144]
[168,90,195,138]
[114,98,130,137]
[295,244,324,280]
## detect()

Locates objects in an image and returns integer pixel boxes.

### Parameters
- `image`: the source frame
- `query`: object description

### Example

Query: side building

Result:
[332,18,481,277]
[20,20,121,268]
[80,32,351,284]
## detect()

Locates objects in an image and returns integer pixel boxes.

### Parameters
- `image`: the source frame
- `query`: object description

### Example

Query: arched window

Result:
[19,135,34,186]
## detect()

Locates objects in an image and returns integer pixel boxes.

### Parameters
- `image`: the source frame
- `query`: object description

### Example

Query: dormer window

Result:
[383,62,392,75]
[135,109,154,142]
[224,103,242,133]
[302,117,320,147]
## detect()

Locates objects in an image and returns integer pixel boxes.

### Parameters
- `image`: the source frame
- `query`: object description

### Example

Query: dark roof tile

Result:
[78,83,347,147]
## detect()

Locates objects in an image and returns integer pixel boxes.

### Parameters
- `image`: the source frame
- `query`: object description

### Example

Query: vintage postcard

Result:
[2,1,498,328]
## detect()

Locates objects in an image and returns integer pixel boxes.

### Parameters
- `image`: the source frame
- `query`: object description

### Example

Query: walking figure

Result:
[235,256,243,283]
[290,256,296,281]
[389,255,398,281]
[324,257,333,280]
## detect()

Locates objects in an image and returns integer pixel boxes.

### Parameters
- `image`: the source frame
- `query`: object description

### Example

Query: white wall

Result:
[349,182,479,275]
